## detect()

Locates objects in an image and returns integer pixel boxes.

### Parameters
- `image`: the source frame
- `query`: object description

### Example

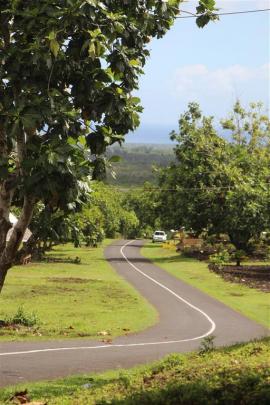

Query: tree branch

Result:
[0,12,11,49]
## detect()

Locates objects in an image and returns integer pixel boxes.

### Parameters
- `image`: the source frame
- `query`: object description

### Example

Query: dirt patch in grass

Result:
[9,285,78,299]
[8,286,51,299]
[223,274,270,293]
[30,285,75,294]
[209,264,270,293]
[0,323,41,335]
[229,292,244,297]
[47,277,92,284]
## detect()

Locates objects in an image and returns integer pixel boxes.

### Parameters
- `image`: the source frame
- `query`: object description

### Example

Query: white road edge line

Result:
[0,240,216,357]
[121,240,216,337]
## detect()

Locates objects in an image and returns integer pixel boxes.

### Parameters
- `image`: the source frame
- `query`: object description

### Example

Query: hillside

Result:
[106,143,175,187]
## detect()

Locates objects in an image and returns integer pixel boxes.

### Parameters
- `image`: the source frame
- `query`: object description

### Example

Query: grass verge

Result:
[0,338,269,404]
[141,243,269,328]
[0,241,157,341]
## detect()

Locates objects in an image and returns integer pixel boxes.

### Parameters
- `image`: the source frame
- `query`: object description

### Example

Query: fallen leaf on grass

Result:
[10,391,47,405]
[10,389,29,404]
[98,330,109,336]
[101,338,112,344]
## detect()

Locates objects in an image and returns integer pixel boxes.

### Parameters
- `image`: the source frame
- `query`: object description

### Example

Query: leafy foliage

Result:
[0,0,183,198]
[0,0,184,288]
[23,182,141,251]
[0,1,218,290]
[123,183,161,237]
[209,250,231,267]
[158,101,270,251]
[5,306,39,327]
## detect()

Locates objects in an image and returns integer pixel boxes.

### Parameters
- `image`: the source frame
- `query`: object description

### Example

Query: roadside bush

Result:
[5,307,39,327]
[84,229,105,247]
[252,240,270,260]
[180,245,208,260]
[162,241,176,250]
[209,250,231,267]
[140,225,154,239]
[199,335,215,355]
[231,250,247,266]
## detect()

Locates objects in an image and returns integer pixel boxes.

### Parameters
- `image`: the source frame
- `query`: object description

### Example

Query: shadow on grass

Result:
[46,252,74,257]
[107,255,194,265]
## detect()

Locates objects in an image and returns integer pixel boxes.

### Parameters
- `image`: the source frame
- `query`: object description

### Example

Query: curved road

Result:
[0,240,267,387]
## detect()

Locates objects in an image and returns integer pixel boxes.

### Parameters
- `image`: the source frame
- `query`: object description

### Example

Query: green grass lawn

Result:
[141,243,270,328]
[0,241,157,341]
[0,338,269,404]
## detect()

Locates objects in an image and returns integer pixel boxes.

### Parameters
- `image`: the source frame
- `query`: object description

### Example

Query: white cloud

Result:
[170,63,269,119]
[173,63,269,100]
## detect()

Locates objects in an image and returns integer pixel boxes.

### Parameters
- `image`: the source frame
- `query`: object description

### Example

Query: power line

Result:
[176,8,270,19]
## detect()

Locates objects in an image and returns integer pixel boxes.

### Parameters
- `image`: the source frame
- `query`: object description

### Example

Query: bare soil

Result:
[209,264,270,292]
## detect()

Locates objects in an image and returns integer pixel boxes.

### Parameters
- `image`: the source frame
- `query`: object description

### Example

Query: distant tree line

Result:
[106,144,175,186]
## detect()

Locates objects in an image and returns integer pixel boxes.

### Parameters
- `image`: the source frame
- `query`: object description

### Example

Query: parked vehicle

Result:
[152,230,167,243]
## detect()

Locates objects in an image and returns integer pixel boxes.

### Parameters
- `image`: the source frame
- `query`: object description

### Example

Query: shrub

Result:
[209,250,230,267]
[231,250,247,266]
[199,335,216,355]
[5,307,39,327]
[140,225,154,239]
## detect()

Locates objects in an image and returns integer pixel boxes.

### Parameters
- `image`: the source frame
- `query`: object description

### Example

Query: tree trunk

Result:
[228,232,250,252]
[0,261,11,292]
[0,196,35,293]
[0,184,12,254]
[15,233,38,263]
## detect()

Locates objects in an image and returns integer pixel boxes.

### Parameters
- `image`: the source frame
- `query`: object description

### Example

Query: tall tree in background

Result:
[220,101,270,250]
[158,102,270,251]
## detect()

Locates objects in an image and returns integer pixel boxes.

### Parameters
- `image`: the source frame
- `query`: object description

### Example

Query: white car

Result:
[152,230,167,243]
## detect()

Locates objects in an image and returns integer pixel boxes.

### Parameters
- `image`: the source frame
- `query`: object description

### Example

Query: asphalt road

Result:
[0,239,268,387]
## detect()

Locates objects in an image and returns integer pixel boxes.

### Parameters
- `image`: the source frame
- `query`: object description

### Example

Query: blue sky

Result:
[126,0,270,143]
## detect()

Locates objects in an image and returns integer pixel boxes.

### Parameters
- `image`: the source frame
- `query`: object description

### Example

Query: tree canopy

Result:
[158,102,270,251]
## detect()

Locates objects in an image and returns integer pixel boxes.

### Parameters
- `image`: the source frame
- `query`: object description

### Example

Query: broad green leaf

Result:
[108,155,122,163]
[88,41,96,59]
[50,39,60,57]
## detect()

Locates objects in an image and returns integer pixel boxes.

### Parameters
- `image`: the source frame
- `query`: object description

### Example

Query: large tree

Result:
[0,0,217,291]
[158,102,270,251]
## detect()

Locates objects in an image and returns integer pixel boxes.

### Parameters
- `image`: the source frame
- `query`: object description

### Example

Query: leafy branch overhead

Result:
[196,0,219,27]
[0,0,186,200]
